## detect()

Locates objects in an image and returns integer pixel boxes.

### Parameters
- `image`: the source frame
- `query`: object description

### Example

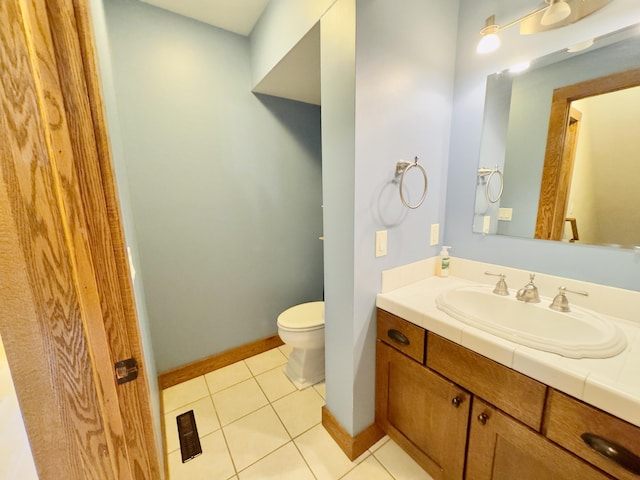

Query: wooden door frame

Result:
[0,0,161,478]
[535,66,640,240]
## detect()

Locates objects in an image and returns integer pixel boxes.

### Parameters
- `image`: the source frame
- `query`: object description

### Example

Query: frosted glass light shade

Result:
[477,32,501,54]
[541,0,571,26]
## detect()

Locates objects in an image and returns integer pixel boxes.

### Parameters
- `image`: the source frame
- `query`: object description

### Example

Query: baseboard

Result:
[158,335,284,389]
[321,406,385,461]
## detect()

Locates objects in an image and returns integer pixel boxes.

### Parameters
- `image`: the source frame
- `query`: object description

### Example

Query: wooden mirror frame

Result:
[534,66,640,240]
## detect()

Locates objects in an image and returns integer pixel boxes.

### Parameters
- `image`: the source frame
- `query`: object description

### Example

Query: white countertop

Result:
[376,268,640,428]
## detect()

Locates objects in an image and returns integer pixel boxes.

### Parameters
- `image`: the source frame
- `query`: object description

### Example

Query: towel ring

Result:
[477,166,503,204]
[396,156,428,209]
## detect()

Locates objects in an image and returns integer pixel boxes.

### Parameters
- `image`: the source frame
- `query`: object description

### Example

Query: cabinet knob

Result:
[477,412,489,425]
[451,396,463,408]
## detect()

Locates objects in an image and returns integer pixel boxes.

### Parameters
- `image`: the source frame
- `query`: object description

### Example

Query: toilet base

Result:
[284,347,325,390]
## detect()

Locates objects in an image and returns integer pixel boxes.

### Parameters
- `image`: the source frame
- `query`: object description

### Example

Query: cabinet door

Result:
[376,341,470,480]
[466,398,613,480]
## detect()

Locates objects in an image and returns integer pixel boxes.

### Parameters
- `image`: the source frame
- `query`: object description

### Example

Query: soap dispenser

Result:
[438,246,451,277]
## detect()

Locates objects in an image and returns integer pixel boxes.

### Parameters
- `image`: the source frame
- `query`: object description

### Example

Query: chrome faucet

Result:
[549,286,589,312]
[484,271,509,296]
[516,274,540,303]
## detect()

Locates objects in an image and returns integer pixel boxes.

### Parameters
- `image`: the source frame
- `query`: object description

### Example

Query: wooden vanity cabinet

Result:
[375,308,635,480]
[376,341,470,480]
[467,398,612,480]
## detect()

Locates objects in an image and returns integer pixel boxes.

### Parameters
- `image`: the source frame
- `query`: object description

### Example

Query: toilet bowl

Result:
[277,301,325,389]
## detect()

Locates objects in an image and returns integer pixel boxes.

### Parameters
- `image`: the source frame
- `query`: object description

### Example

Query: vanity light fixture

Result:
[541,0,572,26]
[477,0,572,54]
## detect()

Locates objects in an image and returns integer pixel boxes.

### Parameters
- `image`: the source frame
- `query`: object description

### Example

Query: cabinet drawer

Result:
[545,389,640,480]
[426,333,547,430]
[377,309,426,363]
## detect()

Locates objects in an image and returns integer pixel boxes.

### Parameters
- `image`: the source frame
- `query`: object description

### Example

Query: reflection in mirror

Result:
[473,23,640,249]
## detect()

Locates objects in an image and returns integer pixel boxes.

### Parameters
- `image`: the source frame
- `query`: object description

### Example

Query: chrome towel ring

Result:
[477,165,503,204]
[396,156,428,209]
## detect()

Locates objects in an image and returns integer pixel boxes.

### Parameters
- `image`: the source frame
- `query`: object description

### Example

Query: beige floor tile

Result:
[295,424,367,480]
[272,388,324,438]
[244,349,287,376]
[237,442,315,480]
[223,405,290,471]
[313,381,326,399]
[255,367,296,402]
[373,439,433,480]
[164,396,220,453]
[167,430,235,480]
[204,361,252,394]
[369,435,390,453]
[341,455,394,480]
[212,378,269,426]
[278,344,292,358]
[163,376,210,413]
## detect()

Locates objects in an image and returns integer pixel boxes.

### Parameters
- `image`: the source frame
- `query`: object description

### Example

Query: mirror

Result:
[473,24,640,249]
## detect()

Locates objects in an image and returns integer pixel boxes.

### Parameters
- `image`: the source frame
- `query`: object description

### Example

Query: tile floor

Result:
[163,345,434,480]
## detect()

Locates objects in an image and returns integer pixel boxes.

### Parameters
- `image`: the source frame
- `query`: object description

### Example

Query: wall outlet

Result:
[498,208,513,221]
[375,230,387,257]
[430,224,439,246]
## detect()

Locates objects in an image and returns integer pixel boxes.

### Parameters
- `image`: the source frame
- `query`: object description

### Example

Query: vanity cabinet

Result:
[375,308,640,480]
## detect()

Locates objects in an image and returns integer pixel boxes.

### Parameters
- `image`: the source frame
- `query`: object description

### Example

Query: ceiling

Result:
[139,0,320,105]
[140,0,270,36]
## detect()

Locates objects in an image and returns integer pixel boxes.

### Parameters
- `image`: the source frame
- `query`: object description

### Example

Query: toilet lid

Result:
[277,301,324,330]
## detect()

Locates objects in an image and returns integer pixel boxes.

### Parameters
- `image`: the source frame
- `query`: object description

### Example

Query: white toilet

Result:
[277,301,325,389]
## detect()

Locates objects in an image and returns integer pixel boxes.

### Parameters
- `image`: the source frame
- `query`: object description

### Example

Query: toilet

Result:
[277,301,325,389]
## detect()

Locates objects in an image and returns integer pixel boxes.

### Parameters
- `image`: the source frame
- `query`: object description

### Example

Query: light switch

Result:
[375,230,387,257]
[483,216,491,234]
[498,208,513,221]
[430,224,439,246]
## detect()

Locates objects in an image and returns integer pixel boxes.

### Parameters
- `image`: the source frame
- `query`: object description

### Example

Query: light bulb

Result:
[477,22,501,54]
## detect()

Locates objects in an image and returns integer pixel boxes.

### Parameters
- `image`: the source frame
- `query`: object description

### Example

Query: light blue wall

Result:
[321,0,459,435]
[103,0,324,372]
[445,0,640,291]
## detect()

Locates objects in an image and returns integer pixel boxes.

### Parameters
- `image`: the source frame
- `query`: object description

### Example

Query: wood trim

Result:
[322,406,385,461]
[158,335,284,389]
[0,0,130,477]
[535,66,640,240]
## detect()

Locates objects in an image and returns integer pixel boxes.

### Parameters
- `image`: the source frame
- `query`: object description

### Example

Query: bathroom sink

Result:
[435,285,627,358]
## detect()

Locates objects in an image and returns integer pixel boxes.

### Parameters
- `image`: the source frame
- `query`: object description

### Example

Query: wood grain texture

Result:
[158,335,284,389]
[426,333,547,431]
[0,1,127,477]
[45,0,162,476]
[376,341,469,480]
[535,67,640,240]
[466,398,612,480]
[544,389,640,480]
[377,308,426,363]
[321,406,384,461]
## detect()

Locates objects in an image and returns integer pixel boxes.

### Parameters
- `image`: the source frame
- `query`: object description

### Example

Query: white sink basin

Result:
[436,285,627,358]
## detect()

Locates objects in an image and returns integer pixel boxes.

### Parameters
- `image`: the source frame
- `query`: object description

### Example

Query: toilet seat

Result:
[277,301,324,332]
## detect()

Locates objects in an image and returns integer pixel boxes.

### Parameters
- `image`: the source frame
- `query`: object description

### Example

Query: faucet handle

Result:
[484,271,509,296]
[549,286,589,312]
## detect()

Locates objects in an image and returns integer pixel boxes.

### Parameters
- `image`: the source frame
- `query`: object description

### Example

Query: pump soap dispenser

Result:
[438,246,451,277]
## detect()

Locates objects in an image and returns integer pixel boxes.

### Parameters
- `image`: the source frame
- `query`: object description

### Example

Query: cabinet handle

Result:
[387,329,410,346]
[451,396,463,408]
[477,413,489,425]
[581,433,640,475]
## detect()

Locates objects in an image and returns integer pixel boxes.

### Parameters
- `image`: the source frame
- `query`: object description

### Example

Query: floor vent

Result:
[176,410,202,463]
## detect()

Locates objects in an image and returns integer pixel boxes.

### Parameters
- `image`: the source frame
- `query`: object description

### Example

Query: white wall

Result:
[445,0,640,291]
